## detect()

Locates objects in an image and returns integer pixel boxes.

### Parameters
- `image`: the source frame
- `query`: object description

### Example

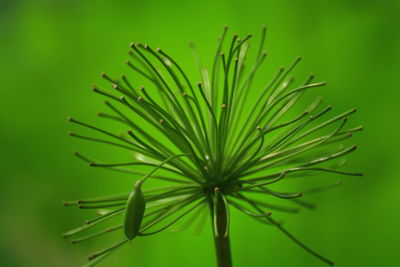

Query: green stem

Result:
[210,199,233,267]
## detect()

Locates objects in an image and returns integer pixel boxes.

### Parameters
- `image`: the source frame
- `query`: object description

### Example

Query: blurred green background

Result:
[1,0,399,266]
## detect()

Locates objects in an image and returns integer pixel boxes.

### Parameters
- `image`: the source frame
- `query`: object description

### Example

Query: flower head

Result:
[64,26,362,266]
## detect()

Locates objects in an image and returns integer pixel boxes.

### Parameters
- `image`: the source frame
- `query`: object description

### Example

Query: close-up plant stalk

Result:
[63,26,363,267]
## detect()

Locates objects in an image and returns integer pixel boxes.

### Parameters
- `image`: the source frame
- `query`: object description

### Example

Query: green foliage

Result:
[64,27,362,266]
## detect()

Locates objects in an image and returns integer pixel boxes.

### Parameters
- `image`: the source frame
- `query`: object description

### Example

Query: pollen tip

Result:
[88,254,96,261]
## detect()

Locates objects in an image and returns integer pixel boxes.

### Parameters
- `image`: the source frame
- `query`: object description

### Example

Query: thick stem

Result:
[210,198,233,267]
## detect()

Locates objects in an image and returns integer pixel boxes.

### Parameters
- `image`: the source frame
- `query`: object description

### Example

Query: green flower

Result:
[63,26,362,266]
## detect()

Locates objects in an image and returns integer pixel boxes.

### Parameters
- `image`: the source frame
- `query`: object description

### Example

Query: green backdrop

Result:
[1,0,399,266]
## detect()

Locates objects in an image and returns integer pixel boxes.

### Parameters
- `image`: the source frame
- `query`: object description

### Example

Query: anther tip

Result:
[67,130,72,136]
[221,104,227,109]
[100,72,106,78]
[88,162,94,167]
[139,85,144,90]
[112,84,118,89]
[88,254,96,261]
[156,48,161,52]
[262,24,267,29]
[352,108,358,113]
[67,116,72,122]
[196,81,202,86]
[296,56,302,61]
[129,42,135,48]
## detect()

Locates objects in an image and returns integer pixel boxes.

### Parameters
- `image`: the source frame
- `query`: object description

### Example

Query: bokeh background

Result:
[1,0,399,266]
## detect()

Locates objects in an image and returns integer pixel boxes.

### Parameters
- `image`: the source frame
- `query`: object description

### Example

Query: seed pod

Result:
[123,180,146,240]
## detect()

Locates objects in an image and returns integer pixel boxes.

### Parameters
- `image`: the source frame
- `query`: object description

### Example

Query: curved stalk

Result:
[210,198,233,267]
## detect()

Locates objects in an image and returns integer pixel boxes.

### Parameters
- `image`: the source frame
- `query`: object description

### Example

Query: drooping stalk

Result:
[210,197,232,267]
